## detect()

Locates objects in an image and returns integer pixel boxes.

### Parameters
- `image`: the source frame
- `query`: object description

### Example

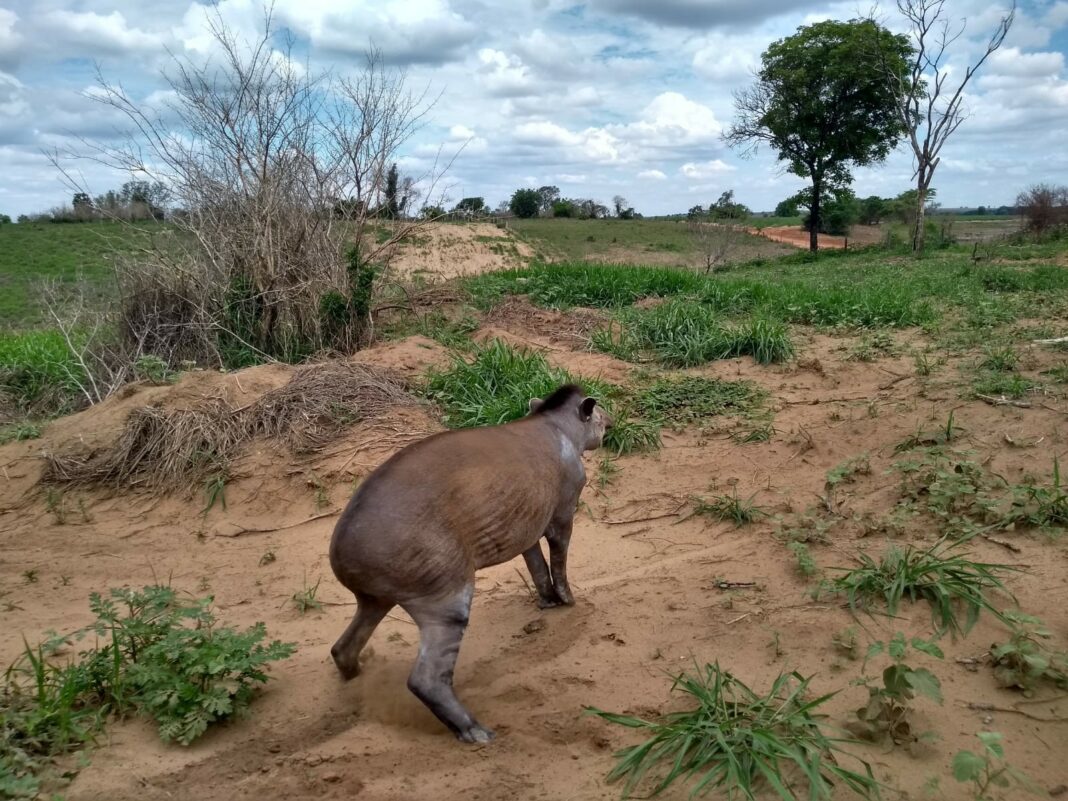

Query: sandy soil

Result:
[387,222,534,280]
[2,316,1068,800]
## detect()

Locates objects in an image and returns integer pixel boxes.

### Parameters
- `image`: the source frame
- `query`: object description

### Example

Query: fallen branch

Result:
[711,580,756,591]
[977,393,1032,409]
[963,701,1068,723]
[980,533,1022,553]
[1033,336,1068,346]
[213,510,339,537]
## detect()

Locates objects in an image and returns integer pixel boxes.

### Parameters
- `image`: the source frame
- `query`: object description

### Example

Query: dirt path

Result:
[2,324,1068,800]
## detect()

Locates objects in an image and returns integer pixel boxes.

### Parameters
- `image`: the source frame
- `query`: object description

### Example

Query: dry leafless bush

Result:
[44,361,417,491]
[1017,184,1068,235]
[51,5,458,384]
[687,221,747,273]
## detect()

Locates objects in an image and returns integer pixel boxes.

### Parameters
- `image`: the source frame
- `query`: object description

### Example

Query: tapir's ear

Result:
[528,397,544,414]
[580,397,597,420]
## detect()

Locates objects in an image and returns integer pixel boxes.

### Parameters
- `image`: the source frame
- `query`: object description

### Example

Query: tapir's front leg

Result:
[546,518,575,605]
[522,543,563,608]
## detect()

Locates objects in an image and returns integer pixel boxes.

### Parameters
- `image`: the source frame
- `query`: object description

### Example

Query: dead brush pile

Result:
[44,362,419,492]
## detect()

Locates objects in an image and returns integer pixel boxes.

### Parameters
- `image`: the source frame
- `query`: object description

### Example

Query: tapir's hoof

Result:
[331,651,361,681]
[537,596,562,609]
[457,724,495,744]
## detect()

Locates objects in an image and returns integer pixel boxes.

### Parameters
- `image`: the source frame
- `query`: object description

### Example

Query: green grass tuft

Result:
[586,663,878,801]
[824,541,1018,638]
[424,339,659,455]
[593,300,793,366]
[0,330,86,413]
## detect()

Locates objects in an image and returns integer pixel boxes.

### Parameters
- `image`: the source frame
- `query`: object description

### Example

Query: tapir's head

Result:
[528,384,613,451]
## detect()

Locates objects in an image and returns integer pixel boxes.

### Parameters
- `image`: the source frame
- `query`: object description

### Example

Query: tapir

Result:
[328,384,612,743]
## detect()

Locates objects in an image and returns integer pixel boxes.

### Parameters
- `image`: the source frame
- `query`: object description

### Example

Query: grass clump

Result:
[424,339,659,455]
[633,376,764,424]
[824,541,1017,638]
[465,262,703,310]
[0,330,86,414]
[586,663,878,801]
[0,423,42,445]
[593,300,793,367]
[972,372,1039,399]
[693,489,766,527]
[1,586,294,795]
[426,339,576,428]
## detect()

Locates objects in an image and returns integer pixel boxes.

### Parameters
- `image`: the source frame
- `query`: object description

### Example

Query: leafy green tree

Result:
[798,186,858,235]
[686,205,706,220]
[774,198,800,218]
[0,213,11,224]
[859,195,886,225]
[510,188,541,218]
[709,190,750,220]
[551,199,576,218]
[726,19,912,251]
[537,185,560,215]
[421,205,446,219]
[454,197,486,216]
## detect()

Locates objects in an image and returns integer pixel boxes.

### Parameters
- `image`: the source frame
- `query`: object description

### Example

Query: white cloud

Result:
[987,48,1064,78]
[40,10,163,55]
[610,92,724,148]
[1,0,1067,217]
[680,159,736,179]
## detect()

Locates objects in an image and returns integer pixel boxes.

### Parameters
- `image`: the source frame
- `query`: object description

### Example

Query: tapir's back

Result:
[329,417,572,601]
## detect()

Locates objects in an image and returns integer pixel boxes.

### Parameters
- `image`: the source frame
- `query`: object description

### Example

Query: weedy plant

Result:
[290,575,323,615]
[0,423,41,445]
[849,633,944,744]
[202,473,227,515]
[979,346,1020,372]
[1004,458,1068,530]
[0,586,294,795]
[952,732,1043,800]
[633,376,764,425]
[894,411,959,453]
[990,611,1068,694]
[586,663,878,801]
[597,456,620,489]
[787,541,819,579]
[823,541,1017,638]
[693,489,766,527]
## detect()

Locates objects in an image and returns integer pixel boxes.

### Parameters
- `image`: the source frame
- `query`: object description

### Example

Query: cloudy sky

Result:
[1,0,1066,217]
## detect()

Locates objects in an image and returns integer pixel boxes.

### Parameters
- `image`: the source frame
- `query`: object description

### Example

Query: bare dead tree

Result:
[49,4,452,378]
[879,0,1015,253]
[1016,184,1068,235]
[687,221,746,273]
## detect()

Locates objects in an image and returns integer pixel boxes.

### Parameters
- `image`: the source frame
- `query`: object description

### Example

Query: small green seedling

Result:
[952,732,1043,800]
[850,633,944,744]
[787,541,818,578]
[203,474,227,514]
[990,611,1068,695]
[291,575,323,615]
[597,455,620,489]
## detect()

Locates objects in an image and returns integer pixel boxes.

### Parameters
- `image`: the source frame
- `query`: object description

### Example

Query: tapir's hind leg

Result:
[402,583,494,744]
[331,593,394,680]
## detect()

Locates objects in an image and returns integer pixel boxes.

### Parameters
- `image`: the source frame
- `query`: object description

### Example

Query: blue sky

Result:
[0,0,1066,217]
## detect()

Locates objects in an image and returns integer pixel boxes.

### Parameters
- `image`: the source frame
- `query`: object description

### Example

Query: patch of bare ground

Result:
[386,222,534,280]
[2,327,1068,801]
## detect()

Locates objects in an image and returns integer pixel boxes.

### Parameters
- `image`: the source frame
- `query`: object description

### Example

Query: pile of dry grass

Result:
[44,361,419,491]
